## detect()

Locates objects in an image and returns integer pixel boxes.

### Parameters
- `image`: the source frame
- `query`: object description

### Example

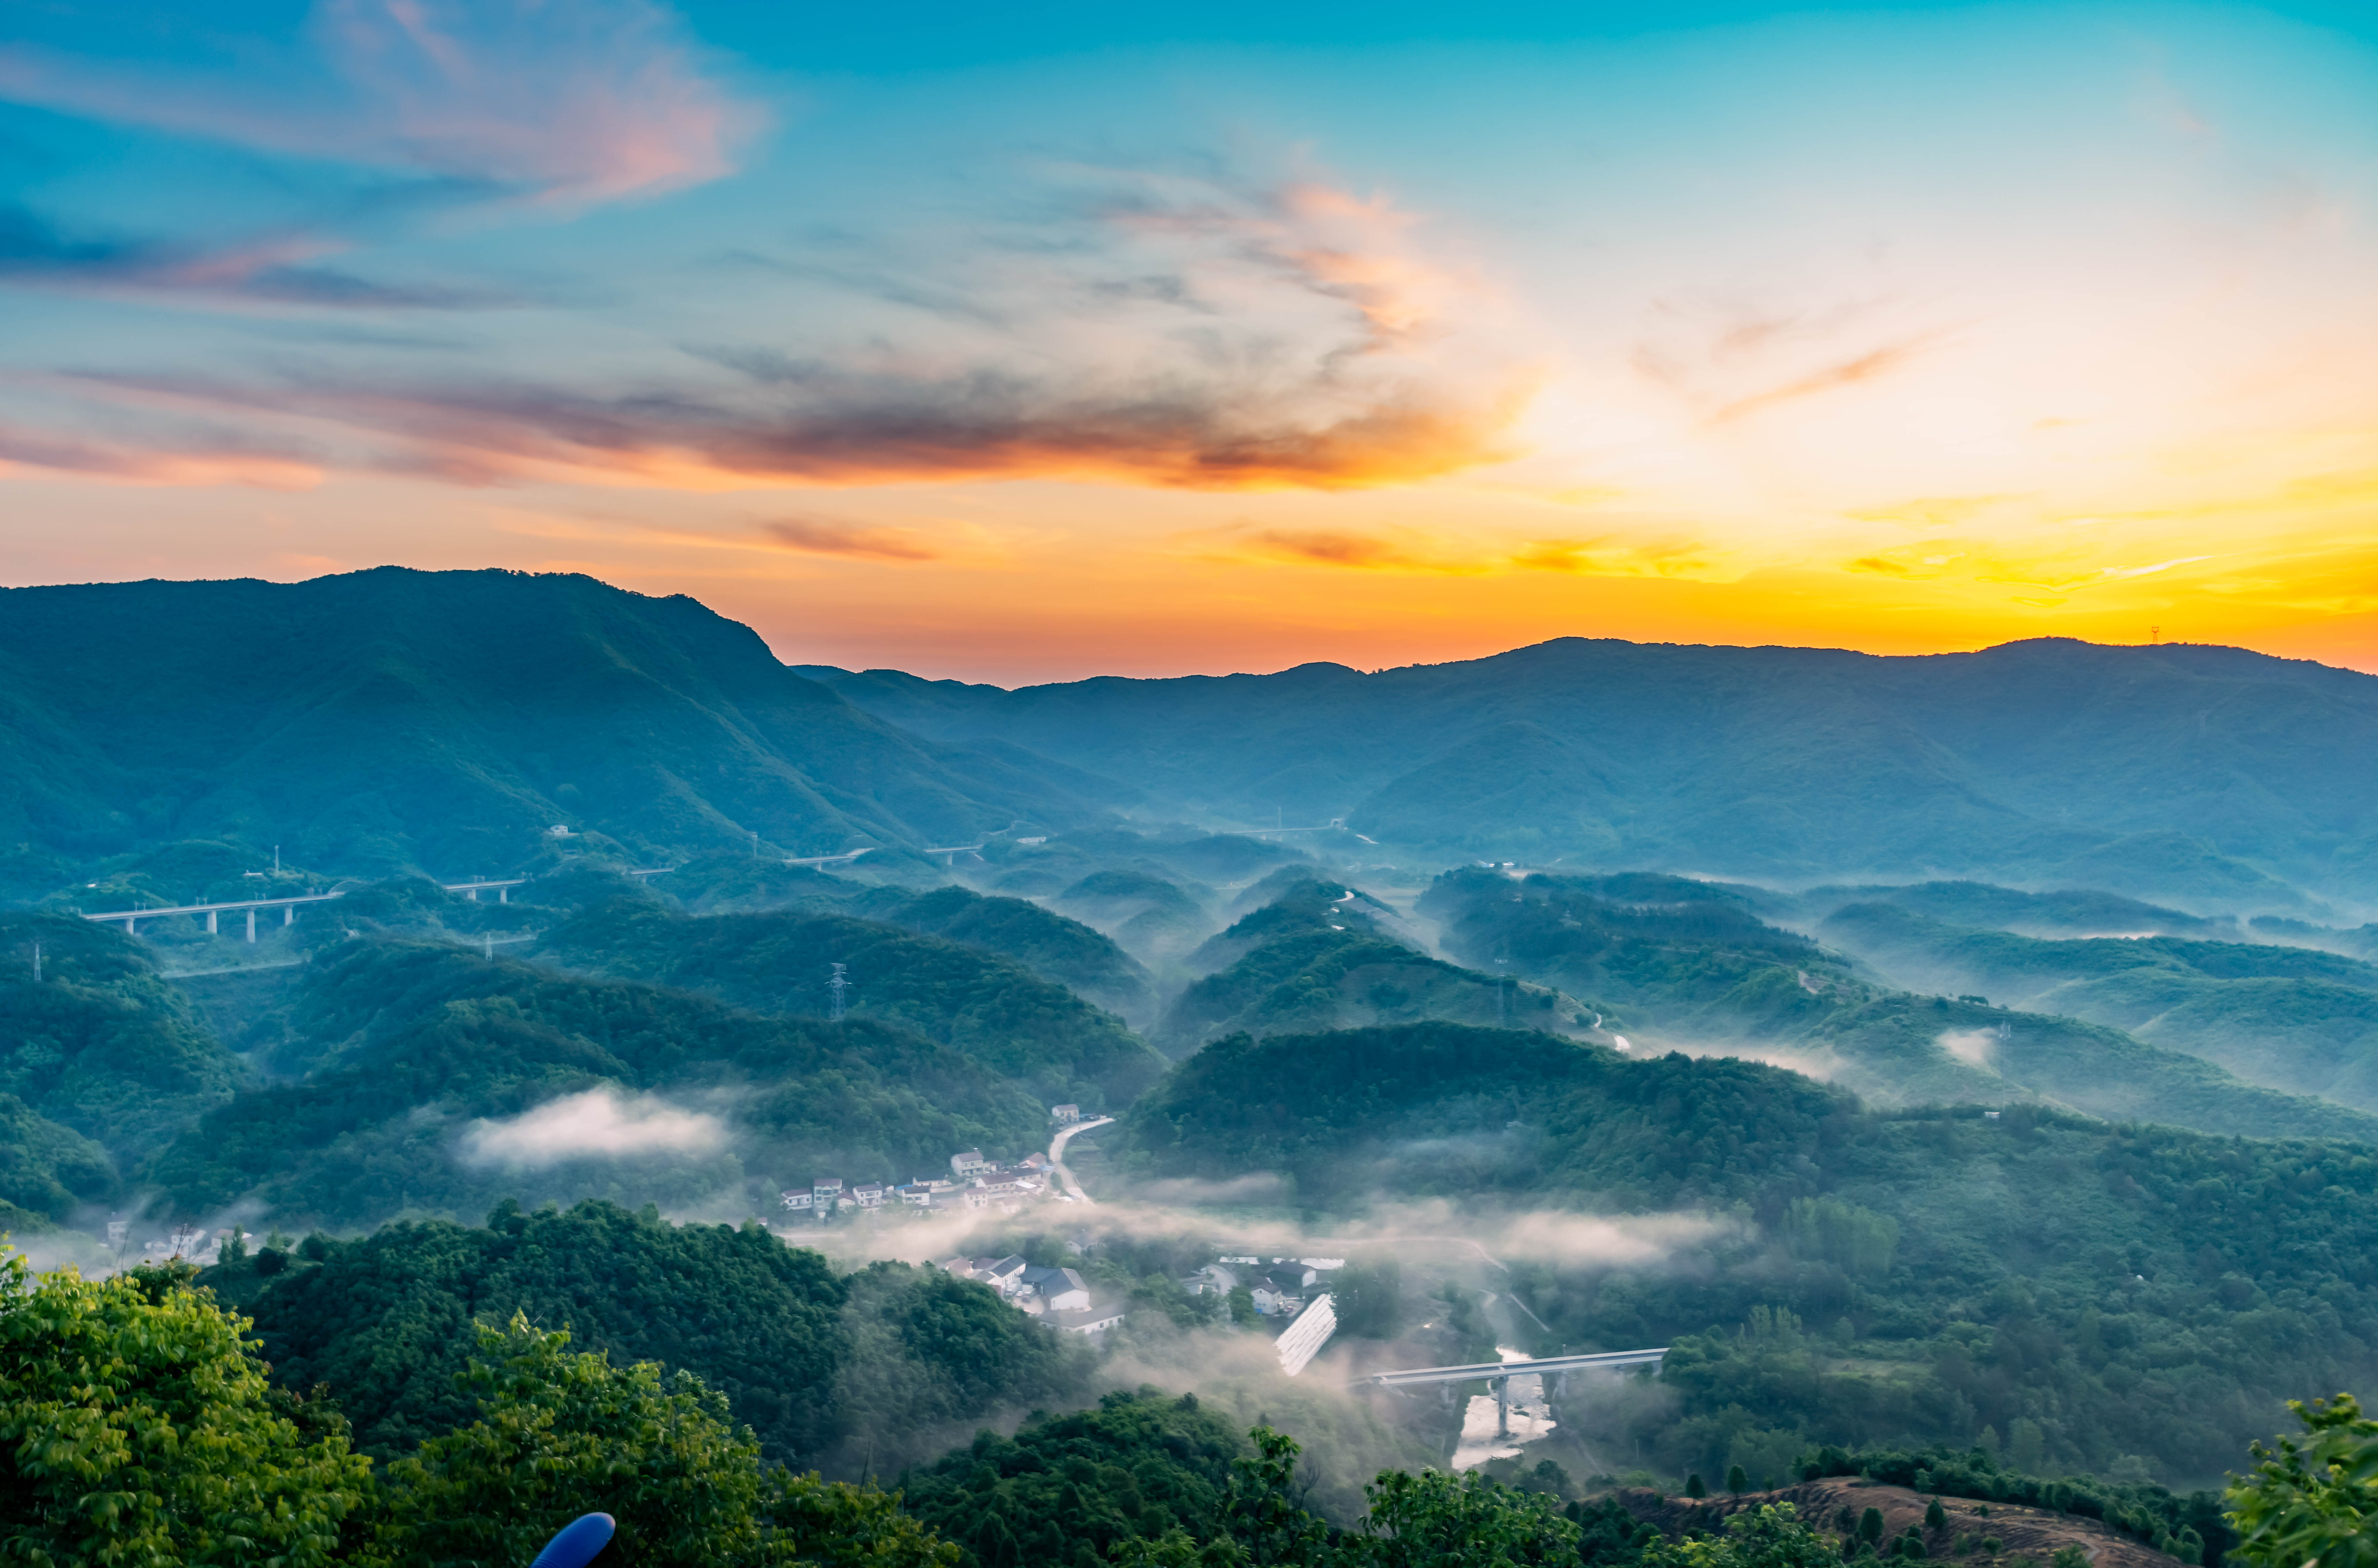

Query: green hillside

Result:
[536,900,1165,1109]
[145,938,1048,1227]
[1154,876,1577,1056]
[1821,902,2378,1111]
[211,1199,1085,1474]
[1119,1019,2378,1484]
[0,912,248,1188]
[0,568,1091,882]
[1420,869,2378,1142]
[813,639,2378,909]
[879,884,1158,1023]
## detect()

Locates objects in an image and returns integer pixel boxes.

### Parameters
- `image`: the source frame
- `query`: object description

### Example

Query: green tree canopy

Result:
[0,1255,374,1568]
[376,1315,956,1568]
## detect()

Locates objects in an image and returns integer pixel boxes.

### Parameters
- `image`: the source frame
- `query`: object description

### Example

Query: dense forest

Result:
[1120,1017,2378,1483]
[1417,870,2378,1143]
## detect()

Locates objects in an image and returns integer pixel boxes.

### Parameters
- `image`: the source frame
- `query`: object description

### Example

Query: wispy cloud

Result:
[457,1087,726,1168]
[1708,336,1939,425]
[49,163,1534,492]
[0,420,321,488]
[0,0,749,206]
[760,516,942,561]
[0,202,500,309]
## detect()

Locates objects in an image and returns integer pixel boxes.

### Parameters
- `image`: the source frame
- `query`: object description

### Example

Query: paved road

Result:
[1048,1116,1116,1204]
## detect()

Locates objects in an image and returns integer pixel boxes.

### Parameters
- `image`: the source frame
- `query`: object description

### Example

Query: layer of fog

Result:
[458,1087,729,1168]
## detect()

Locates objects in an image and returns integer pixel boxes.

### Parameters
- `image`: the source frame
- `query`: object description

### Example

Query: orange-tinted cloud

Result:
[759,516,941,561]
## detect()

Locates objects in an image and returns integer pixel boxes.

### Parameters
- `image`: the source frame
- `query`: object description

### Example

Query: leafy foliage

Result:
[899,1388,1249,1564]
[376,1316,957,1568]
[0,1255,374,1568]
[2226,1394,2378,1568]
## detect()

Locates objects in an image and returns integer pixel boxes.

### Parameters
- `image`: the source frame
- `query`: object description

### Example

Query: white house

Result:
[851,1182,887,1208]
[1051,1104,1080,1124]
[1021,1265,1091,1311]
[1047,1304,1126,1337]
[780,1189,814,1212]
[950,1149,991,1176]
[895,1182,934,1207]
[973,1255,1028,1295]
[813,1177,844,1200]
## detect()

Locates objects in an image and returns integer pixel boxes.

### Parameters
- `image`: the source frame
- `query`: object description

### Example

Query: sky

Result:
[4,0,2377,683]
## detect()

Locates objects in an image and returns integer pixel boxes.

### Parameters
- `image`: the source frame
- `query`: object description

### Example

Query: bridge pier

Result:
[206,910,217,934]
[246,908,257,943]
[283,905,293,926]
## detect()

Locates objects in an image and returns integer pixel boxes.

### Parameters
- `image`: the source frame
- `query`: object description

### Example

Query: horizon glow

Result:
[4,1,2378,684]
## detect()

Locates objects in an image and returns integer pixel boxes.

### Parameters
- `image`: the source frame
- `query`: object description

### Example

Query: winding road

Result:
[1048,1116,1116,1204]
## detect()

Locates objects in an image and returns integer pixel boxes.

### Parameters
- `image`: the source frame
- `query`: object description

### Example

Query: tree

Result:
[1229,1286,1260,1328]
[1332,1261,1403,1340]
[1688,1475,1708,1499]
[375,1315,954,1568]
[1860,1509,1886,1545]
[2228,1394,2378,1568]
[1216,1426,1332,1568]
[0,1255,375,1568]
[1352,1467,1582,1567]
[1925,1501,1946,1532]
[1729,1465,1751,1495]
[1642,1504,1849,1568]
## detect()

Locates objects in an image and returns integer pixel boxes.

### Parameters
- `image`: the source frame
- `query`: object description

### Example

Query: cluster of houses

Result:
[779,1147,1056,1219]
[1186,1255,1343,1317]
[935,1253,1125,1337]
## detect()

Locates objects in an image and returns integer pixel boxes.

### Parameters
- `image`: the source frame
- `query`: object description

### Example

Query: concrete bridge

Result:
[1356,1347,1668,1437]
[82,890,345,941]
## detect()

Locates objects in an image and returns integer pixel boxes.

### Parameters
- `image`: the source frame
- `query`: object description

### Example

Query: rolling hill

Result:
[806,638,2378,912]
[1820,901,2378,1113]
[0,568,1094,887]
[1419,868,2378,1143]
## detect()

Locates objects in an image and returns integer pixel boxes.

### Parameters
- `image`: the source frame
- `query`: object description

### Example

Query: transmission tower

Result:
[828,962,850,1022]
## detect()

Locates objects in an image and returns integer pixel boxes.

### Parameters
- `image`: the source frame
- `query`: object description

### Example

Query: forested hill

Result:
[0,568,1092,891]
[1420,868,2378,1143]
[807,638,2378,910]
[145,938,1050,1227]
[212,1199,1086,1472]
[1118,1019,2378,1483]
[537,899,1168,1108]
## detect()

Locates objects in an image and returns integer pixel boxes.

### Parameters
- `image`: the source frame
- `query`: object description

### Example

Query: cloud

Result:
[1708,337,1938,425]
[759,516,942,561]
[0,421,321,488]
[0,0,749,206]
[1251,529,1429,569]
[64,357,1526,493]
[0,202,499,309]
[457,1087,727,1168]
[18,156,1530,493]
[1939,1028,2000,1070]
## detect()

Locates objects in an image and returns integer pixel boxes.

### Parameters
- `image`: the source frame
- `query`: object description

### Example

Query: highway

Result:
[1047,1115,1116,1204]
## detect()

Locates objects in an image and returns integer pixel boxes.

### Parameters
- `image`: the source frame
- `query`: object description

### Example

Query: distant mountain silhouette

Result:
[0,568,1091,882]
[812,638,2378,912]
